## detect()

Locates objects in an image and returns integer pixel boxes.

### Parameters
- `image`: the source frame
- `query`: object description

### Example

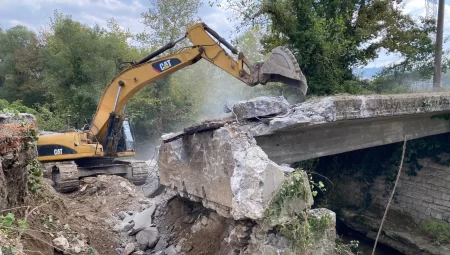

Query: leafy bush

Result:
[0,99,38,115]
[421,218,450,245]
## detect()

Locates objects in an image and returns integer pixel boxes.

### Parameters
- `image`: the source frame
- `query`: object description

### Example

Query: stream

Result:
[337,220,404,255]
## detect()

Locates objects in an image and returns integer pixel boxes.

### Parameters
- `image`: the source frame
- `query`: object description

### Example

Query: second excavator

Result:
[37,22,308,192]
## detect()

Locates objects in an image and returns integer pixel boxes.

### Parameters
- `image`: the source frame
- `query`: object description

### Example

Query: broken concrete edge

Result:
[253,92,450,136]
[158,124,291,221]
[161,93,450,141]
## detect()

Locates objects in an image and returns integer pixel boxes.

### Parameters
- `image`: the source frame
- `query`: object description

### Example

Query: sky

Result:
[0,0,449,68]
[0,0,235,37]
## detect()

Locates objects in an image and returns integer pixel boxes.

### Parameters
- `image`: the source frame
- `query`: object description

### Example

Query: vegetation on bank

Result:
[422,218,450,245]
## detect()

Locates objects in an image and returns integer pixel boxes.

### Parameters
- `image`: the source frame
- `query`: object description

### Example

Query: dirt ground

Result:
[10,173,244,255]
[15,175,147,255]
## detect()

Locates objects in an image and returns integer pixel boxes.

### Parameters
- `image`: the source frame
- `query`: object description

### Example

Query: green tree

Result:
[128,0,203,156]
[214,0,436,95]
[139,0,203,48]
[0,26,46,107]
[41,11,140,127]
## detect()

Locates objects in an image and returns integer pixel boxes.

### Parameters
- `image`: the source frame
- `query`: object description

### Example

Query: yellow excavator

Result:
[37,22,308,192]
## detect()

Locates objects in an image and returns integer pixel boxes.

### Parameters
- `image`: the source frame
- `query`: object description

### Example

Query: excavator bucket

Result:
[259,47,308,96]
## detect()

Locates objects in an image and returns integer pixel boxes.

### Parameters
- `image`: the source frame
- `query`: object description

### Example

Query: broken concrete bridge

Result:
[158,92,450,219]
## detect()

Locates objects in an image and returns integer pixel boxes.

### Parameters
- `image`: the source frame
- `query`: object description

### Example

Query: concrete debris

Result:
[164,245,177,255]
[131,205,156,234]
[53,236,70,251]
[118,211,128,220]
[154,238,168,252]
[136,227,159,250]
[123,243,135,255]
[231,96,289,119]
[308,208,337,255]
[227,224,252,248]
[142,160,162,198]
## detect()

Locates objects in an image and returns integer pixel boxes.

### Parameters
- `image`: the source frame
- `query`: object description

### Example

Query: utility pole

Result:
[433,0,445,88]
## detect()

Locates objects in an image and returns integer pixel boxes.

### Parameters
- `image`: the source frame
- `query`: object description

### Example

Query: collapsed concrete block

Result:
[231,96,289,119]
[131,205,156,234]
[159,125,285,220]
[142,160,161,198]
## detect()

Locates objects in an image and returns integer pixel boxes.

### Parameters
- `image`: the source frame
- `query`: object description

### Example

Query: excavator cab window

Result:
[120,119,135,152]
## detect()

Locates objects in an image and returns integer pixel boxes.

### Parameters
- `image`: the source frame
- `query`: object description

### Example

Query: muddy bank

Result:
[0,113,37,211]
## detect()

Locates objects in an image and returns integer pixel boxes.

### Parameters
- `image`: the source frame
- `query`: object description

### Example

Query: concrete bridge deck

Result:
[158,92,450,219]
[255,93,450,164]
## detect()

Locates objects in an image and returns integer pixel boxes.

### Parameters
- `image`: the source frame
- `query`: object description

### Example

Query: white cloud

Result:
[7,19,38,30]
[0,0,144,12]
[200,5,235,39]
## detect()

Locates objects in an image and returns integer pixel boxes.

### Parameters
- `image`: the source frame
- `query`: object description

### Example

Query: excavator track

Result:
[128,160,149,185]
[42,159,149,193]
[43,161,80,193]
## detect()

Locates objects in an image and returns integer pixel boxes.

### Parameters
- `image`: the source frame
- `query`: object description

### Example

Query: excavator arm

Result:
[88,23,307,151]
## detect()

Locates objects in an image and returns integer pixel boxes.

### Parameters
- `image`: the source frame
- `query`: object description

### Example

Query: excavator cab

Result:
[116,118,136,155]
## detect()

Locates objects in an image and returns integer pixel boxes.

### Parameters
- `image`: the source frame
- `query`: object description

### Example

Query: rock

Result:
[53,236,69,251]
[175,243,182,253]
[113,224,122,233]
[164,245,177,255]
[279,164,295,174]
[124,243,135,255]
[72,246,82,254]
[178,238,193,252]
[182,215,196,224]
[123,214,135,224]
[308,208,336,255]
[228,224,251,247]
[138,199,152,204]
[159,125,287,220]
[131,205,156,234]
[201,216,208,226]
[154,238,168,252]
[115,248,124,255]
[120,181,128,188]
[118,211,128,220]
[123,221,135,232]
[231,96,289,119]
[81,177,97,184]
[142,175,161,198]
[266,171,314,227]
[136,227,159,250]
[131,251,144,255]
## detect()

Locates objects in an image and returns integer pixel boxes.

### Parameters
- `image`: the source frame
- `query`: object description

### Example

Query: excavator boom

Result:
[89,23,307,143]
